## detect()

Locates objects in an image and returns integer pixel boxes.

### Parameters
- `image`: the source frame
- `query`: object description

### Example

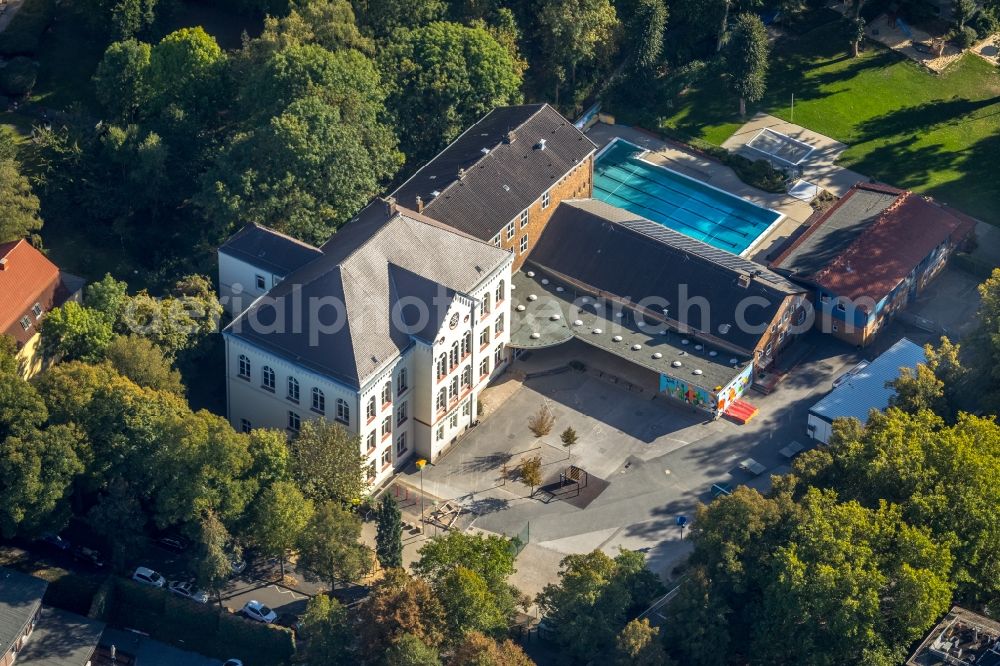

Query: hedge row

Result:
[0,0,55,56]
[103,579,295,666]
[656,126,789,193]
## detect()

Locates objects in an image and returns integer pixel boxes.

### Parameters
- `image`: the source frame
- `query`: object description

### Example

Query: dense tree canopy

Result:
[726,13,769,115]
[0,151,43,244]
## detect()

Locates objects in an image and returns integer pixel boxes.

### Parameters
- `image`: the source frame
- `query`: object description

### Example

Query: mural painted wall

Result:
[659,374,714,412]
[714,363,753,413]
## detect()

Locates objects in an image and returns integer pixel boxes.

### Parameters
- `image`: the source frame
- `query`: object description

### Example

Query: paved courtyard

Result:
[398,334,866,600]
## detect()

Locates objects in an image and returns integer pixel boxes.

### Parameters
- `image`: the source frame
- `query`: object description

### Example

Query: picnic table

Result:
[738,458,767,476]
[779,441,805,459]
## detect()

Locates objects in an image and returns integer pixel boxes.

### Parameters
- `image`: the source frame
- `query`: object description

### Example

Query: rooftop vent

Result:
[502,184,510,192]
[458,167,466,179]
[505,130,516,144]
[737,274,751,289]
[481,147,491,155]
[718,323,732,335]
[430,190,441,198]
[693,369,703,376]
[536,138,548,150]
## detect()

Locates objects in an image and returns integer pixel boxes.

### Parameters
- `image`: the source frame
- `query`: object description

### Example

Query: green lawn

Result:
[652,16,1000,223]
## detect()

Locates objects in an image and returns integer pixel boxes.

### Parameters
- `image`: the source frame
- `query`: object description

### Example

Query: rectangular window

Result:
[255,275,266,290]
[480,328,489,347]
[31,303,42,318]
[520,209,529,228]
[436,388,446,412]
[449,412,459,428]
[494,313,504,335]
[397,401,407,426]
[437,426,445,441]
[519,235,528,254]
[462,400,471,416]
[542,191,551,209]
[480,357,490,377]
[492,234,501,247]
[397,369,408,395]
[449,375,459,400]
[19,316,31,331]
[506,220,515,240]
[396,432,407,456]
[287,411,301,432]
[240,419,252,434]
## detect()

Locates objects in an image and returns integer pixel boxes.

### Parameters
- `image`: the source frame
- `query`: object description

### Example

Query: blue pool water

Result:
[594,139,782,256]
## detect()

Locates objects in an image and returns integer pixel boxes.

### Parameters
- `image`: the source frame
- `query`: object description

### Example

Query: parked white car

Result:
[240,600,277,624]
[168,580,209,604]
[131,567,165,588]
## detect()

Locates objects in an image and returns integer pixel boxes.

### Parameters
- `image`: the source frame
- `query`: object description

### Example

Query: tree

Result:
[85,274,130,325]
[250,480,313,577]
[40,302,115,363]
[519,455,543,495]
[119,276,222,358]
[296,501,371,588]
[628,0,667,73]
[434,566,508,639]
[953,0,976,29]
[0,424,85,537]
[260,0,374,54]
[376,494,403,569]
[201,91,402,245]
[560,426,578,457]
[0,335,17,375]
[662,567,730,666]
[726,13,769,116]
[537,549,665,662]
[357,569,447,657]
[291,418,366,504]
[887,364,944,415]
[88,477,147,569]
[147,27,225,117]
[537,0,618,103]
[380,21,522,162]
[0,155,43,243]
[616,618,672,665]
[527,404,554,437]
[845,16,865,57]
[357,0,446,38]
[93,0,158,41]
[451,631,534,666]
[300,594,354,665]
[193,510,233,605]
[383,633,442,666]
[414,531,518,591]
[246,428,291,488]
[104,335,184,394]
[94,39,151,121]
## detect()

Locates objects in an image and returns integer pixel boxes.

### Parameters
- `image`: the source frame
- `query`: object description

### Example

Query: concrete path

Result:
[721,113,870,198]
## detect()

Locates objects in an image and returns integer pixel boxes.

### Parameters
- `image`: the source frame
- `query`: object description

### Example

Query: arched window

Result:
[335,397,349,424]
[238,354,250,379]
[262,366,275,391]
[495,280,505,304]
[382,382,391,405]
[461,365,472,389]
[366,396,376,420]
[287,376,300,402]
[437,353,447,378]
[366,432,376,452]
[436,388,446,411]
[312,388,326,414]
[461,333,471,357]
[481,292,491,317]
[450,341,459,368]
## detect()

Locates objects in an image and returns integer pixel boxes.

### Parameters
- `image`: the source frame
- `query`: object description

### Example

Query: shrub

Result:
[527,404,555,437]
[0,56,38,96]
[971,10,999,39]
[953,25,979,48]
[0,0,55,56]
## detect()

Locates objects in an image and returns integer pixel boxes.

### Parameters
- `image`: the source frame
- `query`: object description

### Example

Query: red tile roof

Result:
[0,240,73,347]
[810,189,975,305]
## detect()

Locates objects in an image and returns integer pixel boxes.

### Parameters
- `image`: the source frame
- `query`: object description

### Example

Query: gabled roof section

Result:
[0,240,82,347]
[392,104,597,240]
[226,210,510,388]
[0,567,47,656]
[770,183,976,303]
[527,200,804,353]
[219,223,323,276]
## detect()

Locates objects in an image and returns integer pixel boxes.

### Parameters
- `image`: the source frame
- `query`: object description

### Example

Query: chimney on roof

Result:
[505,130,516,144]
[384,196,397,216]
[536,138,548,150]
[737,274,751,289]
[458,167,466,179]
[415,195,424,213]
[0,257,7,271]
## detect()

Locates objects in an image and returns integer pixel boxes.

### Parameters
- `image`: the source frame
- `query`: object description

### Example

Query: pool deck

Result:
[587,122,816,263]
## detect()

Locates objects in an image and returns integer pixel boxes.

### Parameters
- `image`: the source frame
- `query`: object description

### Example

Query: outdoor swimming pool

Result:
[594,139,782,256]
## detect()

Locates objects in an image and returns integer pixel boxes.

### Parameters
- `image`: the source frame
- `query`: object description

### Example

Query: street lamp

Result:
[416,458,427,534]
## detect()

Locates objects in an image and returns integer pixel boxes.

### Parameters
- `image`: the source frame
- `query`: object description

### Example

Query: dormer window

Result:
[19,316,31,331]
[31,303,42,318]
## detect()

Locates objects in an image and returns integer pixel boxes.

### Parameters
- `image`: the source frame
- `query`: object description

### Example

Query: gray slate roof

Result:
[771,185,900,277]
[219,223,323,276]
[17,607,105,666]
[392,104,596,241]
[0,567,47,655]
[809,337,925,424]
[527,199,804,354]
[226,204,511,388]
